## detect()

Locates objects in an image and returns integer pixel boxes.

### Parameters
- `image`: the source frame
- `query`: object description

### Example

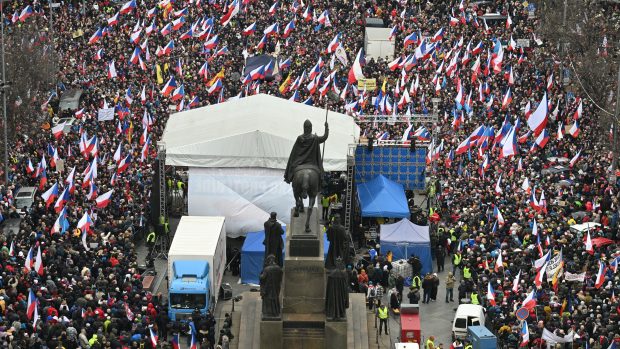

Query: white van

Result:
[452,304,485,340]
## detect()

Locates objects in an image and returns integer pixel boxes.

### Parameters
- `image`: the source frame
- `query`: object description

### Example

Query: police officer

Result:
[146,227,156,255]
[452,250,462,276]
[411,274,422,289]
[471,290,479,305]
[462,264,471,281]
[376,301,389,335]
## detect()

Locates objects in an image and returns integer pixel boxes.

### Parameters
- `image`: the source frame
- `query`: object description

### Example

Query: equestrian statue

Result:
[284,119,328,232]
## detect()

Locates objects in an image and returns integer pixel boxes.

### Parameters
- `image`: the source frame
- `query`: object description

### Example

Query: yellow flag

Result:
[381,78,387,93]
[163,63,169,73]
[208,68,225,86]
[156,64,163,85]
[279,73,291,94]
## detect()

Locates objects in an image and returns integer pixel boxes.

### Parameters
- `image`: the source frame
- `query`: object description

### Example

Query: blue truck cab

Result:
[168,260,210,322]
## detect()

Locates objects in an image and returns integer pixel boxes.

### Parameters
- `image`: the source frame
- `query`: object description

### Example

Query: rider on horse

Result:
[284,119,329,186]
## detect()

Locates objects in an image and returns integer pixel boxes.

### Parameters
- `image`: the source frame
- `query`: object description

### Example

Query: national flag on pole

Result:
[34,246,44,275]
[24,247,33,271]
[77,212,94,234]
[521,290,537,309]
[610,256,620,273]
[27,289,37,319]
[149,327,158,347]
[220,0,240,27]
[534,261,547,287]
[171,334,180,349]
[512,270,521,293]
[595,261,606,289]
[526,92,548,135]
[96,189,114,208]
[120,0,136,14]
[41,183,59,208]
[569,149,582,168]
[494,249,503,272]
[348,49,366,84]
[520,321,529,347]
[486,282,496,306]
[52,122,66,139]
[19,5,34,22]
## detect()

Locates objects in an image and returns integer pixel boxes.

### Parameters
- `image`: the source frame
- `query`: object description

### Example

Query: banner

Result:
[97,107,114,122]
[357,78,376,90]
[335,46,349,65]
[564,271,586,282]
[546,252,562,276]
[541,329,574,344]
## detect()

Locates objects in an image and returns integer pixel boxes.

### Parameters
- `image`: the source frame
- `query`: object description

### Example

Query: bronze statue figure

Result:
[263,212,284,267]
[284,119,329,232]
[325,258,349,321]
[260,254,283,320]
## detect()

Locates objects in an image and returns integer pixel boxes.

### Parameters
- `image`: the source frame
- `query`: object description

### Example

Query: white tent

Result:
[380,218,433,274]
[161,94,360,237]
[161,93,359,170]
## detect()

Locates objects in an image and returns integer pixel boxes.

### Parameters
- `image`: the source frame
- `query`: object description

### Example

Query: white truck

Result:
[167,216,227,321]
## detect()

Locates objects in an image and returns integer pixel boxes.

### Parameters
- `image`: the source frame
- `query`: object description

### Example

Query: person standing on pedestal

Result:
[325,214,348,269]
[263,212,284,267]
[260,255,283,320]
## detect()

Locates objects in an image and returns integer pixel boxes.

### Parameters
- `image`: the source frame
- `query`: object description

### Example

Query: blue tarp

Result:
[380,219,433,275]
[240,229,330,284]
[357,175,410,218]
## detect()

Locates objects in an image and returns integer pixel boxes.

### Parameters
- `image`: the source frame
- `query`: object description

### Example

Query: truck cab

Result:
[168,260,210,322]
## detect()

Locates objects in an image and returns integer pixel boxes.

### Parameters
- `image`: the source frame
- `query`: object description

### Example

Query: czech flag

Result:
[263,23,279,37]
[120,0,136,15]
[520,321,529,347]
[96,189,114,208]
[569,148,582,168]
[54,188,70,213]
[41,183,59,208]
[149,327,158,347]
[19,5,34,22]
[347,48,366,84]
[171,334,180,349]
[160,23,172,36]
[431,27,445,42]
[243,22,257,36]
[595,261,606,289]
[204,34,219,49]
[117,154,132,174]
[107,12,120,26]
[220,0,240,27]
[77,212,94,234]
[89,28,103,44]
[486,282,496,306]
[171,84,185,101]
[326,33,340,53]
[280,20,294,38]
[189,332,198,349]
[27,289,37,319]
[521,289,537,310]
[568,121,580,137]
[24,247,33,271]
[403,32,418,48]
[161,76,177,97]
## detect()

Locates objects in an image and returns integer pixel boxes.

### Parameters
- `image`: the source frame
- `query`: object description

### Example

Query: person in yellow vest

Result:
[426,335,436,349]
[452,251,462,276]
[464,343,472,349]
[411,274,422,289]
[321,195,330,221]
[376,301,389,335]
[470,290,479,305]
[146,229,156,254]
[462,264,471,281]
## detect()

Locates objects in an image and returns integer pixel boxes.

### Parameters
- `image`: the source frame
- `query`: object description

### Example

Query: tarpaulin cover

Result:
[357,175,410,218]
[380,218,432,275]
[240,230,330,285]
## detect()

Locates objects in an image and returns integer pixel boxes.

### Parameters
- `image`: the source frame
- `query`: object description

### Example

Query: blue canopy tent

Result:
[380,218,433,275]
[241,230,330,284]
[357,175,410,218]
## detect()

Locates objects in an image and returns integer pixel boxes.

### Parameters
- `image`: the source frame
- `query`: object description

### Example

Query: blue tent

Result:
[241,230,330,284]
[357,175,410,218]
[380,218,433,275]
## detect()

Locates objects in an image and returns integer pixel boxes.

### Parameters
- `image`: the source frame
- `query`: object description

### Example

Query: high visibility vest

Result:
[378,307,388,319]
[412,276,421,288]
[465,345,472,349]
[450,229,457,242]
[426,339,435,349]
[321,196,330,208]
[463,267,471,279]
[453,254,462,266]
[471,293,479,305]
[177,181,184,190]
[146,232,156,243]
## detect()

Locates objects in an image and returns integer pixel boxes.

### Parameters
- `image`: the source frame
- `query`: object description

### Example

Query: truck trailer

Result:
[168,216,226,321]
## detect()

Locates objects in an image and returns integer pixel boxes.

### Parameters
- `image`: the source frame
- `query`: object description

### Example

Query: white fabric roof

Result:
[380,218,430,243]
[162,94,360,170]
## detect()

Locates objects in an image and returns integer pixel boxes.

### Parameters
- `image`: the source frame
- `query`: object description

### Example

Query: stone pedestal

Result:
[260,319,283,349]
[283,207,325,314]
[289,207,320,257]
[325,320,347,349]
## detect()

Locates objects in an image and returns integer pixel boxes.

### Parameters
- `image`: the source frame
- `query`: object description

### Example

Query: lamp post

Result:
[1,4,7,184]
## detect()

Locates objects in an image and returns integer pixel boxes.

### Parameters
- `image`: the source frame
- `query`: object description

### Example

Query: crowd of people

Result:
[0,0,616,348]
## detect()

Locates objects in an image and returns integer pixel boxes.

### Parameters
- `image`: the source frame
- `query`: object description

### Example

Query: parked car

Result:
[14,186,37,217]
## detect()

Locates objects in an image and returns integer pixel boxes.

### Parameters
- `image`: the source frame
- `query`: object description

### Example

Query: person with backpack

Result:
[367,281,377,310]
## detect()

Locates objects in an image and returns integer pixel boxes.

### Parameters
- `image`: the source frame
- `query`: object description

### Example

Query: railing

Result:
[355,113,439,125]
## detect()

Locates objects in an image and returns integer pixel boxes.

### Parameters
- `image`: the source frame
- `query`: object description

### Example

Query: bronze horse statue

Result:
[292,168,320,232]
